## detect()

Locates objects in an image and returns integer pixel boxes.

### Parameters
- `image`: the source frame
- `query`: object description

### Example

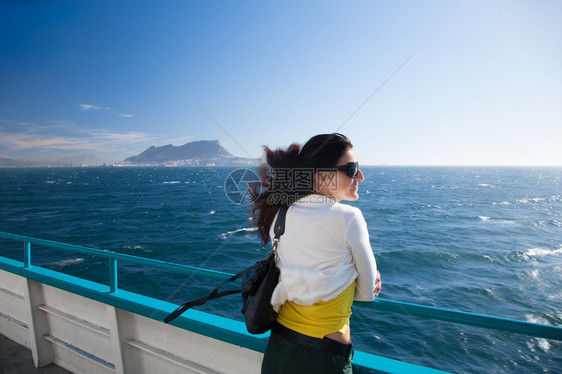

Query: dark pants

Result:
[261,326,354,374]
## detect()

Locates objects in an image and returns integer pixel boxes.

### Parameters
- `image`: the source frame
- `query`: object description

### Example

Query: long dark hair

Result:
[250,133,353,245]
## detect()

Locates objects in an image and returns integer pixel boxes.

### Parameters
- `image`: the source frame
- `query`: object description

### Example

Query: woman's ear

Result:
[314,170,338,195]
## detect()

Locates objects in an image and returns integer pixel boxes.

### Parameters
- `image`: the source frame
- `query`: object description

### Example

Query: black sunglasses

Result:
[334,161,359,178]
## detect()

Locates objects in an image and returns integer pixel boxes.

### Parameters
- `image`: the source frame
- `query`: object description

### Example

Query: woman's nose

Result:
[355,169,364,182]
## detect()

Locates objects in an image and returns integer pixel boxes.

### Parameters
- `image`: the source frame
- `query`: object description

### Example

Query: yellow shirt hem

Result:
[276,281,355,338]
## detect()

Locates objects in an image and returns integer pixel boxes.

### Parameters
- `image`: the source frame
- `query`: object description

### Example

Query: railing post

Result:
[109,259,118,293]
[23,241,31,268]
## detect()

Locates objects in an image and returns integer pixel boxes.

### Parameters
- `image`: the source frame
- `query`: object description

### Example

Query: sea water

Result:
[0,166,560,373]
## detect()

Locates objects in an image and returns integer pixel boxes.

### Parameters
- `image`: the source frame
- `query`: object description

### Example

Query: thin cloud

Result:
[84,129,155,144]
[0,132,97,151]
[78,104,133,118]
[0,120,157,154]
[78,104,106,110]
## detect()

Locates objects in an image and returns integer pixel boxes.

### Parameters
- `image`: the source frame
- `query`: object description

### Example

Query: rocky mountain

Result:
[122,140,259,166]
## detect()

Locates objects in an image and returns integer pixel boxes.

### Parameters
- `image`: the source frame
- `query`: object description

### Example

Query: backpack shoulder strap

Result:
[164,270,245,323]
[273,205,289,239]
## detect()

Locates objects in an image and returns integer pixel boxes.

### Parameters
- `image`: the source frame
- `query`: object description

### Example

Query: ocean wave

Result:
[533,220,562,227]
[478,216,516,224]
[162,181,181,184]
[529,269,540,279]
[219,227,258,239]
[122,245,145,250]
[524,247,562,259]
[492,201,512,205]
[524,314,552,353]
[546,290,561,302]
[525,337,551,353]
[118,245,153,255]
[548,195,560,203]
[478,183,499,188]
[415,204,443,210]
[482,288,510,302]
[516,197,546,204]
[504,247,562,263]
[50,257,85,267]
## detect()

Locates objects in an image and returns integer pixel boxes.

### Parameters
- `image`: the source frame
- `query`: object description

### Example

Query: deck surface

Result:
[0,334,71,374]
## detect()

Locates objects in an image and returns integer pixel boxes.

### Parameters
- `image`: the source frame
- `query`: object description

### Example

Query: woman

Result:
[251,133,381,373]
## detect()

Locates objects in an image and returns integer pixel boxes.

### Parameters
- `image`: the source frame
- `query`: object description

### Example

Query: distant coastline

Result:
[2,163,560,169]
[0,162,259,169]
[0,140,261,168]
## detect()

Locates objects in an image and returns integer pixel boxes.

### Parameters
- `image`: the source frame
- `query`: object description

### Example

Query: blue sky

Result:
[1,0,561,165]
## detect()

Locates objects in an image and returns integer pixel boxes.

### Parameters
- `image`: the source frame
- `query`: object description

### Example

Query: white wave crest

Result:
[524,247,562,258]
[51,258,85,267]
[525,313,548,325]
[524,314,552,352]
[537,339,551,352]
[516,197,546,204]
[478,216,516,224]
[529,269,540,279]
[219,227,258,239]
[492,201,512,205]
[122,245,144,250]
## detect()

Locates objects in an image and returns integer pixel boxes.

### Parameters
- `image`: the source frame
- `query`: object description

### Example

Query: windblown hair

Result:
[250,133,353,245]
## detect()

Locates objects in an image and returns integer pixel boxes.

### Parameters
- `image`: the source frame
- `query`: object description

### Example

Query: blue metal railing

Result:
[1,231,561,342]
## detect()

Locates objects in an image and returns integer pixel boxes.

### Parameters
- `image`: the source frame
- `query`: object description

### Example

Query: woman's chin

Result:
[347,191,360,201]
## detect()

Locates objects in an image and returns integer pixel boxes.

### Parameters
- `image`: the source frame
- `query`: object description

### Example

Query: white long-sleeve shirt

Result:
[270,194,378,312]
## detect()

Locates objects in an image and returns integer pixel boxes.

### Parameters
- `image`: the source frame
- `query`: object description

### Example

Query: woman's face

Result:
[317,148,364,202]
